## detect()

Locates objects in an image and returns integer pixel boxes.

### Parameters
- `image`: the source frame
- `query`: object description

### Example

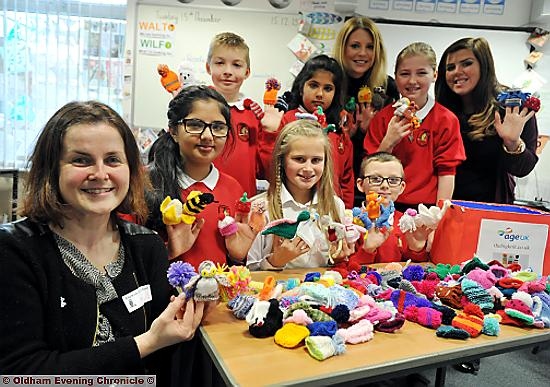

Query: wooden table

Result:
[199,269,550,387]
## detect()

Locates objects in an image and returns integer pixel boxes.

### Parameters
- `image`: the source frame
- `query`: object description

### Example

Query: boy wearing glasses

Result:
[207,32,263,196]
[351,152,431,264]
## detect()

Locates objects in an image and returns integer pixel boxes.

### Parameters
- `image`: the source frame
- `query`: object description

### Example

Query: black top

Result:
[0,218,177,381]
[453,112,539,204]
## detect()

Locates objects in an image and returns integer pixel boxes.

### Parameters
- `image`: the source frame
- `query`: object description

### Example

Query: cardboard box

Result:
[431,200,550,275]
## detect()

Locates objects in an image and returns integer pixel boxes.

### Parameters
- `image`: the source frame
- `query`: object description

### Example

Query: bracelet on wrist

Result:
[502,139,525,155]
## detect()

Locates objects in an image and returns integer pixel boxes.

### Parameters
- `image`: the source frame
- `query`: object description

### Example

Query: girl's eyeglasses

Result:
[361,175,403,187]
[178,118,229,137]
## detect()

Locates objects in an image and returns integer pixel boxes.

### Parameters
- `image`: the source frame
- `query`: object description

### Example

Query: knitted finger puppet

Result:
[319,215,346,264]
[305,333,346,361]
[399,208,418,233]
[235,192,251,218]
[392,97,421,133]
[219,265,251,301]
[184,260,230,302]
[177,61,200,88]
[357,85,372,104]
[161,191,215,225]
[217,205,237,237]
[415,201,451,229]
[261,210,310,239]
[248,200,268,233]
[157,64,181,94]
[366,191,382,221]
[274,323,310,348]
[340,97,356,132]
[243,98,264,120]
[342,209,366,244]
[351,206,373,231]
[246,299,284,338]
[274,90,294,112]
[497,88,541,112]
[295,209,326,252]
[263,77,281,105]
[371,86,388,111]
[167,261,197,296]
[376,201,395,229]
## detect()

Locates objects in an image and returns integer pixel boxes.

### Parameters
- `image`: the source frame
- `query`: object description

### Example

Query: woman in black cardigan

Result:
[0,101,204,384]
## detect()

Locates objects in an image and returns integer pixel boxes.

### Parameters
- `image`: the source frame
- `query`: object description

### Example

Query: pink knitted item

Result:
[466,268,497,289]
[364,306,393,325]
[337,319,374,344]
[518,276,547,294]
[404,306,442,329]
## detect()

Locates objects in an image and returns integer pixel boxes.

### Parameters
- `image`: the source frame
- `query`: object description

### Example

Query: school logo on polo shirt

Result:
[237,123,249,142]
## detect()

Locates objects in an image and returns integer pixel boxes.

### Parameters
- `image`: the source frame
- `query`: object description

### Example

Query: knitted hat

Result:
[274,323,310,348]
[247,299,283,338]
[364,306,393,325]
[305,334,346,361]
[532,292,550,328]
[513,271,538,282]
[436,325,470,340]
[504,299,534,325]
[390,289,432,313]
[380,270,402,289]
[452,303,484,337]
[466,268,497,289]
[435,285,463,309]
[460,256,490,275]
[498,277,524,289]
[399,279,419,294]
[488,264,509,279]
[404,306,442,329]
[375,313,406,333]
[461,278,494,311]
[429,302,457,325]
[228,294,256,320]
[496,309,526,327]
[337,319,374,344]
[518,276,548,294]
[307,320,338,337]
[284,302,333,322]
[507,263,522,272]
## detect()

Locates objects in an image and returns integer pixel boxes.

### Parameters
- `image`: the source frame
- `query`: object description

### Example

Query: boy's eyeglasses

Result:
[178,118,229,137]
[362,175,403,187]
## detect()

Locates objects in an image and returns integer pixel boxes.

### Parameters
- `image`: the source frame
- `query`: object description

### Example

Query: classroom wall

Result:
[123,0,550,202]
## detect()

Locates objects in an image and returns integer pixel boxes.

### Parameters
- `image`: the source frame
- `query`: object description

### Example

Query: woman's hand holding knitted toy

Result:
[135,295,204,358]
[494,106,535,152]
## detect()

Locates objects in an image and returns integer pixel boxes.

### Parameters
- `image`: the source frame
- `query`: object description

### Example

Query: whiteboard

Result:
[131,4,532,130]
[375,22,530,89]
[132,4,301,129]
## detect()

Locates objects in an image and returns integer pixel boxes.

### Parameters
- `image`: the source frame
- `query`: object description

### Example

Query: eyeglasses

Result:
[178,118,229,138]
[362,175,403,187]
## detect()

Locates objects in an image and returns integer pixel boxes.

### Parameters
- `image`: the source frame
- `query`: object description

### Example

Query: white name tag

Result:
[122,284,152,313]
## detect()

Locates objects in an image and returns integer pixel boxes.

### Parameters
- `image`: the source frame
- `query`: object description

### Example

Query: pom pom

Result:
[167,261,197,293]
[331,304,350,324]
[482,315,500,336]
[403,265,425,282]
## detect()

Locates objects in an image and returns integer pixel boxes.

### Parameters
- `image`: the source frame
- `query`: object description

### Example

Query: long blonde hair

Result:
[267,120,341,222]
[333,16,388,90]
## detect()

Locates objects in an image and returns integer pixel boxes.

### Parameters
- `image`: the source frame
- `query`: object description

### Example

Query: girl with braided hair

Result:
[246,119,353,270]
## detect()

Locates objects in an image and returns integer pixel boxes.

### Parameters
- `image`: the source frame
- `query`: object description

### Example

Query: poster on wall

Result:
[136,18,176,56]
[415,0,436,12]
[459,0,481,14]
[437,0,458,13]
[476,219,548,274]
[369,0,390,11]
[483,0,505,15]
[393,0,414,11]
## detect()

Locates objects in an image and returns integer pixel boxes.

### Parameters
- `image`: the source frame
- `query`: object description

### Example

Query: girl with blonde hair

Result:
[247,120,352,270]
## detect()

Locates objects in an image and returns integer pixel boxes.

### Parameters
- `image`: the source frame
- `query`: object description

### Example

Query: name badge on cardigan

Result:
[122,285,152,313]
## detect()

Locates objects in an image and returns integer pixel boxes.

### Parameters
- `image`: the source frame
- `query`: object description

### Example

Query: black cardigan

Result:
[0,218,174,378]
